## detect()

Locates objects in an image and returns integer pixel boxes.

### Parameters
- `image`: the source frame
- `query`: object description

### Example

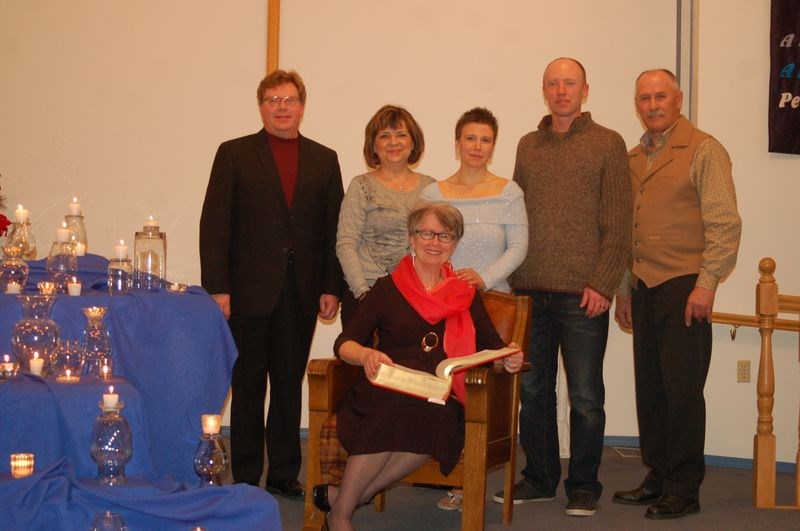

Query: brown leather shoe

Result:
[645,494,700,519]
[612,485,661,505]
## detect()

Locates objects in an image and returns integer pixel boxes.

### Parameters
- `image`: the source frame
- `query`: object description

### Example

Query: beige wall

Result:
[2,1,798,462]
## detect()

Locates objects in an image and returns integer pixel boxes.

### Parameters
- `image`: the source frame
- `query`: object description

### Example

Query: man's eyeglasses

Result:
[414,229,456,243]
[264,96,300,108]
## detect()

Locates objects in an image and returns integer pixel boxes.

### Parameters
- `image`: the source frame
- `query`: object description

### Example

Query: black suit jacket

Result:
[199,129,344,316]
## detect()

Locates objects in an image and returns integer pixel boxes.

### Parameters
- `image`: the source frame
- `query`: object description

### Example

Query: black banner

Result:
[769,0,800,155]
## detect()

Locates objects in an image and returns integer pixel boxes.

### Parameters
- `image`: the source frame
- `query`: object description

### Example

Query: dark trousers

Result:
[631,274,712,500]
[339,287,359,328]
[518,290,608,498]
[228,262,317,485]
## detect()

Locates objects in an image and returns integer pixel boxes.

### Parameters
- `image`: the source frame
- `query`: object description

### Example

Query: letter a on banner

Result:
[769,1,800,154]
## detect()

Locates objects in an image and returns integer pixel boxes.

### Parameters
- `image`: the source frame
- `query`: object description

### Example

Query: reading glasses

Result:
[414,229,457,243]
[263,96,301,107]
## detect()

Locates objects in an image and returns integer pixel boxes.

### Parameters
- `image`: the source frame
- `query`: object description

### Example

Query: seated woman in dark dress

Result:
[313,201,523,531]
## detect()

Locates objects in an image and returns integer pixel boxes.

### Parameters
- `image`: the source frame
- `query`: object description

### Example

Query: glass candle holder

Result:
[107,258,133,295]
[193,432,228,487]
[90,399,132,486]
[81,306,113,377]
[10,453,34,478]
[1,353,19,381]
[90,511,128,531]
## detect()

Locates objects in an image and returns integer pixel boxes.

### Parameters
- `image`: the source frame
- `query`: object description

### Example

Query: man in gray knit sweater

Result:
[494,57,631,516]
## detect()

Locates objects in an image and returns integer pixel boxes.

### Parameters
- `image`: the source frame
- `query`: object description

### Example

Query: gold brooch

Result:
[421,332,439,352]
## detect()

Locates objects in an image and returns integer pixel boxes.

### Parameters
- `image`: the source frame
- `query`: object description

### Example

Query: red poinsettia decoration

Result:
[0,214,11,237]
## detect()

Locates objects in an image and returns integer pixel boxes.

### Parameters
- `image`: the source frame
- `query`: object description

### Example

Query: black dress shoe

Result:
[612,485,662,505]
[312,484,331,512]
[265,479,305,499]
[645,494,700,519]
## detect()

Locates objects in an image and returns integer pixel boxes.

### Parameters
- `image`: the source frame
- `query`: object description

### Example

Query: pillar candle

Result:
[113,239,128,260]
[14,205,29,224]
[68,196,81,216]
[29,352,43,376]
[5,281,21,294]
[103,385,119,409]
[57,222,70,243]
[67,277,82,296]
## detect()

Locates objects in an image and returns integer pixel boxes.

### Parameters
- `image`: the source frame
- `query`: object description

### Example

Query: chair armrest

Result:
[307,357,360,414]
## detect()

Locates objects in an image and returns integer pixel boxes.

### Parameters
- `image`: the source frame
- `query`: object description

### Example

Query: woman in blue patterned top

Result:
[422,107,528,511]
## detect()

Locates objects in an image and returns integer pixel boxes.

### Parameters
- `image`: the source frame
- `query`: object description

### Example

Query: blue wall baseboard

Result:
[604,435,796,475]
[219,428,795,475]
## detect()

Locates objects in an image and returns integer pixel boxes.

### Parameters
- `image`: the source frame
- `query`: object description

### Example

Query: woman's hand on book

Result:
[500,343,523,373]
[362,348,394,380]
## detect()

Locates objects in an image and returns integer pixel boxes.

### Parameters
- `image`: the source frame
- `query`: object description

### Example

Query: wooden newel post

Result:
[753,257,778,508]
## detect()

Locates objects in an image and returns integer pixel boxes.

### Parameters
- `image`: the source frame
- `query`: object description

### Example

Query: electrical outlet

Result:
[737,360,751,383]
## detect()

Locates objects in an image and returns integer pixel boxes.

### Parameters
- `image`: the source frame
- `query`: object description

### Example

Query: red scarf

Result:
[391,255,476,404]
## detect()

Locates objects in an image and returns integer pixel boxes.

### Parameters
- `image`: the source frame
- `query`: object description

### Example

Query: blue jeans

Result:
[518,290,608,498]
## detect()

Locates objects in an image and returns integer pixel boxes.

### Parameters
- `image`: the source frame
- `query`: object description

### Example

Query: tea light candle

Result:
[5,281,21,294]
[113,239,128,260]
[14,204,29,224]
[10,453,35,478]
[56,368,80,383]
[74,242,86,256]
[68,196,81,216]
[29,352,43,376]
[101,362,111,380]
[103,385,118,409]
[2,354,14,373]
[146,215,158,227]
[37,282,55,295]
[201,414,222,435]
[67,277,82,296]
[57,222,70,243]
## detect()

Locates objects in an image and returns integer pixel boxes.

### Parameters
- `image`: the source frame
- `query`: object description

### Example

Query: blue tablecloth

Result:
[0,374,156,479]
[0,458,280,530]
[0,255,238,483]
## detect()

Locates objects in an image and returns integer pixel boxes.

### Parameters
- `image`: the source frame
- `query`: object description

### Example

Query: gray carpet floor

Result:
[226,442,799,530]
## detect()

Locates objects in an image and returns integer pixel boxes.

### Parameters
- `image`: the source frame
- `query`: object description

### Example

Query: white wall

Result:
[2,1,798,463]
[691,0,800,462]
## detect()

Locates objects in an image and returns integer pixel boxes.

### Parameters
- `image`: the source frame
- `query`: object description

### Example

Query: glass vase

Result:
[90,511,128,531]
[11,295,60,375]
[193,433,228,486]
[89,400,132,486]
[46,241,78,293]
[52,339,84,379]
[134,223,166,291]
[6,221,37,260]
[81,306,113,377]
[64,214,88,254]
[108,258,133,295]
[0,245,30,293]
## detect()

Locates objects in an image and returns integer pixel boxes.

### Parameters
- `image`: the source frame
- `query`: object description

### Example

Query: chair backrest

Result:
[481,290,531,355]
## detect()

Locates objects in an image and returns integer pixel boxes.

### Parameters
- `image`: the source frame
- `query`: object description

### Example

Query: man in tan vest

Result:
[613,69,741,520]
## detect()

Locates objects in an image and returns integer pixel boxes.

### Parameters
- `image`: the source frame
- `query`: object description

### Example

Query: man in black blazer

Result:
[199,70,343,498]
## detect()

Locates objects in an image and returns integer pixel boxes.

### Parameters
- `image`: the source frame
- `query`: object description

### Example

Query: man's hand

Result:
[580,286,610,319]
[319,294,340,320]
[614,294,632,330]
[684,286,715,326]
[212,293,231,320]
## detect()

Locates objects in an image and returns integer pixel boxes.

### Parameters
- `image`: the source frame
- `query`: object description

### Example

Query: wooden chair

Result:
[303,290,532,531]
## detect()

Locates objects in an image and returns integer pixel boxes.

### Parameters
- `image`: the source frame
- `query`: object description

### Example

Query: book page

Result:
[435,347,518,379]
[369,363,451,404]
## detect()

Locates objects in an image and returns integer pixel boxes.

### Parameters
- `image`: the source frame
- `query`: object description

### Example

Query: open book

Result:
[368,347,518,405]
